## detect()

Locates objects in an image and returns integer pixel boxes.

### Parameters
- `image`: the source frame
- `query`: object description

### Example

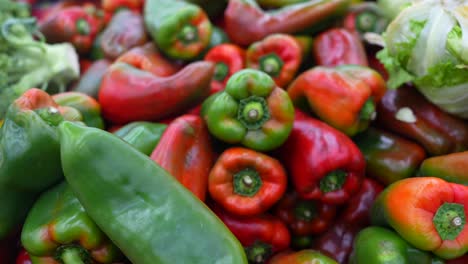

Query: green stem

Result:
[76,19,90,36]
[319,170,347,193]
[244,241,272,264]
[294,201,317,221]
[178,24,199,44]
[356,11,378,33]
[233,168,262,197]
[35,107,64,126]
[259,53,284,77]
[55,246,90,264]
[237,96,270,130]
[214,62,229,81]
[359,98,376,121]
[433,202,466,240]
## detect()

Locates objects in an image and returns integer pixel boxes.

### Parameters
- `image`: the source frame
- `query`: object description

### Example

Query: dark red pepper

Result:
[275,110,365,204]
[211,204,290,264]
[204,44,246,94]
[274,191,337,236]
[16,249,32,264]
[312,28,368,67]
[102,0,144,13]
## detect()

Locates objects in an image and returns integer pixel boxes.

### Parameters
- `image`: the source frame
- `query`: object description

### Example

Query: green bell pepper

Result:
[113,121,167,155]
[201,69,294,151]
[0,89,81,239]
[53,92,105,129]
[21,181,123,264]
[417,151,468,185]
[350,226,445,264]
[144,0,213,60]
[58,121,248,264]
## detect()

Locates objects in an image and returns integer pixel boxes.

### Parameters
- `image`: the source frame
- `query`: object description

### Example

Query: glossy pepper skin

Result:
[274,191,337,236]
[115,43,182,77]
[256,0,307,8]
[418,151,468,186]
[53,92,105,129]
[350,226,445,264]
[224,0,351,46]
[102,0,144,13]
[59,121,248,264]
[39,5,106,54]
[113,121,167,156]
[312,28,368,67]
[269,250,338,264]
[0,89,81,239]
[275,110,365,204]
[208,147,287,216]
[201,69,294,151]
[287,65,386,136]
[144,0,212,60]
[21,182,123,264]
[150,115,215,201]
[371,177,468,259]
[211,204,290,264]
[204,44,246,94]
[312,178,383,263]
[72,59,112,99]
[99,59,214,124]
[375,85,468,156]
[342,2,388,38]
[246,34,302,88]
[353,127,426,186]
[99,10,147,60]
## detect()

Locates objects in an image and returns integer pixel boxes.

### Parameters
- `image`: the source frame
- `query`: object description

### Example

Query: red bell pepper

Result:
[269,250,338,264]
[275,110,366,204]
[312,28,368,67]
[246,34,302,88]
[39,5,106,54]
[116,43,182,77]
[209,147,287,216]
[150,115,215,201]
[102,0,144,13]
[287,65,386,136]
[99,10,148,59]
[224,0,351,46]
[16,249,32,264]
[98,53,213,124]
[447,254,468,264]
[376,85,468,156]
[274,191,337,236]
[204,44,246,94]
[312,178,384,263]
[211,204,290,264]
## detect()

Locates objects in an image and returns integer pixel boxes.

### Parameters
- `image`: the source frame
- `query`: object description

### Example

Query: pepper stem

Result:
[259,53,284,77]
[359,98,376,121]
[233,168,262,197]
[55,245,90,264]
[35,107,64,126]
[244,241,272,264]
[76,19,90,36]
[433,202,466,240]
[237,96,270,130]
[294,201,317,221]
[319,170,347,193]
[214,62,229,82]
[178,24,198,44]
[356,11,378,33]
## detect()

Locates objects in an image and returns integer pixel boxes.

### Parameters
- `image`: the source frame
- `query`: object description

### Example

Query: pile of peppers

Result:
[3,0,468,264]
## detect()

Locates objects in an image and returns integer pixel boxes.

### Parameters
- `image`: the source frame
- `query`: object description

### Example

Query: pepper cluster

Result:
[2,1,468,264]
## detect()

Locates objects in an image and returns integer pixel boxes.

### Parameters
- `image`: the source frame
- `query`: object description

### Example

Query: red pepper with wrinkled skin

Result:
[150,115,215,201]
[224,0,351,46]
[312,28,368,67]
[274,191,337,236]
[102,0,144,13]
[204,44,246,94]
[99,10,148,60]
[98,55,214,124]
[246,34,302,88]
[116,43,182,77]
[275,110,365,204]
[39,5,106,54]
[211,204,291,264]
[209,147,287,216]
[312,178,383,263]
[376,85,468,156]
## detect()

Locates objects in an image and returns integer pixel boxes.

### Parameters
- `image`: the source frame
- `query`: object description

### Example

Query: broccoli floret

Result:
[0,1,80,119]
